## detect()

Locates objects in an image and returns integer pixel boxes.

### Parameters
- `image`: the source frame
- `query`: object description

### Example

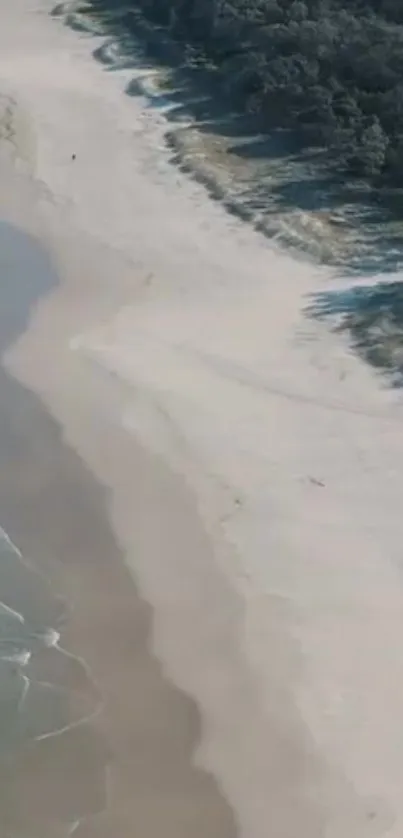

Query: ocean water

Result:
[0,527,84,745]
[0,218,107,836]
[0,527,106,836]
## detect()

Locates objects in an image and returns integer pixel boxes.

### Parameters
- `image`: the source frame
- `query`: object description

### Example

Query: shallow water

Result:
[0,220,106,836]
[0,528,104,836]
[0,193,236,835]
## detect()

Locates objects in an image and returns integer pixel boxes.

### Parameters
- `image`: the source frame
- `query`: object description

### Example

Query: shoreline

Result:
[0,159,237,838]
[0,219,107,834]
[0,9,331,836]
[0,362,237,837]
[0,18,240,838]
[6,219,329,836]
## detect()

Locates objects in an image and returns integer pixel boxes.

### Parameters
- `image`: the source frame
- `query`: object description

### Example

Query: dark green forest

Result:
[100,0,403,185]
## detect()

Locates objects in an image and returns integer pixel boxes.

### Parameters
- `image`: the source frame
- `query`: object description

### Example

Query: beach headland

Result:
[1,2,403,837]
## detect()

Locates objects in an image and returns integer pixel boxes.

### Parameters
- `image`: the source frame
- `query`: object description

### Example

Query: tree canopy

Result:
[125,0,403,184]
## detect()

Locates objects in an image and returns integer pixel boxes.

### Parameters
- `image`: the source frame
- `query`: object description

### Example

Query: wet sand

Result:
[0,221,236,836]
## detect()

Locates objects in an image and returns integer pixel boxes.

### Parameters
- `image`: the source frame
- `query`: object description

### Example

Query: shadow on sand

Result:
[307,279,403,385]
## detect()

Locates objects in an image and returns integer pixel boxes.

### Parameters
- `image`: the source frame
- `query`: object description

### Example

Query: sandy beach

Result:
[1,1,403,836]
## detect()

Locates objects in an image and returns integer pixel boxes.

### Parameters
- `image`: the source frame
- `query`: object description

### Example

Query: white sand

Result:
[1,1,403,835]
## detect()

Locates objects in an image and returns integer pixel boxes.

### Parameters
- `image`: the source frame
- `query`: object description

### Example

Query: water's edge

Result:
[0,208,236,834]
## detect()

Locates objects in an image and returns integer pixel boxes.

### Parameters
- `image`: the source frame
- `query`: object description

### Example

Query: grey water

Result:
[0,220,105,836]
[0,222,66,755]
[0,210,237,837]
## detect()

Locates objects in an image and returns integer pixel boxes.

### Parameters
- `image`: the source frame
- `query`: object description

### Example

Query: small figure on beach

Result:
[71,153,76,161]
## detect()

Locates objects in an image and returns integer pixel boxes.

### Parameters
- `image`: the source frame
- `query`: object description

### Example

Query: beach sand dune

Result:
[0,1,403,836]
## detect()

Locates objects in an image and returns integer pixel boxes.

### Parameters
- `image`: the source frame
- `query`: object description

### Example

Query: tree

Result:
[358,118,389,175]
[85,0,403,186]
[288,1,308,21]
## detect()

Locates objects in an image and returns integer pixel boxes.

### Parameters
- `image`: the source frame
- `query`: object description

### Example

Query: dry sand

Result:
[1,1,403,836]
